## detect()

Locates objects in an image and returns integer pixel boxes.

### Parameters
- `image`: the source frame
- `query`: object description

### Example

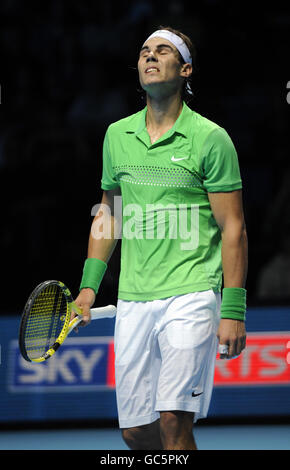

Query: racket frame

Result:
[19,280,82,363]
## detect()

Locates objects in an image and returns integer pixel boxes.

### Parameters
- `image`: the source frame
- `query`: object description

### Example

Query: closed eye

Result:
[139,44,174,57]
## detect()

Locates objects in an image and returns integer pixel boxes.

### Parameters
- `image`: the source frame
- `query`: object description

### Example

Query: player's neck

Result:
[145,93,183,133]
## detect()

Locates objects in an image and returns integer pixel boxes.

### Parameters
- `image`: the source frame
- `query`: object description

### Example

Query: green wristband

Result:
[220,287,247,321]
[79,258,107,295]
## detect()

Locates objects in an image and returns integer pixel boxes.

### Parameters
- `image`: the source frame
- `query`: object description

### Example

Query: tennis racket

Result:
[19,280,116,363]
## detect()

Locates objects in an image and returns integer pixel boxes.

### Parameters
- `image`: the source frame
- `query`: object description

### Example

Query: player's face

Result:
[138,37,186,97]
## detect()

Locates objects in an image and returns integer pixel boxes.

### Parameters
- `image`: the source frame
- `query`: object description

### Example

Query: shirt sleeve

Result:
[101,128,120,190]
[201,127,242,192]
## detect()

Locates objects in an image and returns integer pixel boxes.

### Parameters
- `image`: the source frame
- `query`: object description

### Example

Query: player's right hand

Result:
[71,288,96,331]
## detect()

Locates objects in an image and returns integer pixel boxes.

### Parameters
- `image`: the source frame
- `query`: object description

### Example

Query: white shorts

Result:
[114,290,221,429]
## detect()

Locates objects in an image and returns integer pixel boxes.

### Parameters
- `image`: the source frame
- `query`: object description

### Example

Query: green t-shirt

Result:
[101,102,242,301]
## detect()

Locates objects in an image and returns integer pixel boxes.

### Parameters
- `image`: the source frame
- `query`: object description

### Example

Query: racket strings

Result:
[24,285,67,359]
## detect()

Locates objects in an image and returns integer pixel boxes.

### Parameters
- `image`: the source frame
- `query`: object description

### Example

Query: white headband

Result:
[144,29,192,65]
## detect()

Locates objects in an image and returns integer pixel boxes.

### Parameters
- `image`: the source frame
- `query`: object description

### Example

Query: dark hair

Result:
[157,25,197,103]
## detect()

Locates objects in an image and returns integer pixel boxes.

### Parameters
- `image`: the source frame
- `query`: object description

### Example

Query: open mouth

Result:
[145,67,160,73]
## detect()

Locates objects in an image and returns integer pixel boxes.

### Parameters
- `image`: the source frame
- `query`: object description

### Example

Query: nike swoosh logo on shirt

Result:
[171,156,189,162]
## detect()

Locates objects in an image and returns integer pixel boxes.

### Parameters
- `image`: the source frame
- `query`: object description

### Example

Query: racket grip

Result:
[90,305,117,319]
[67,304,116,335]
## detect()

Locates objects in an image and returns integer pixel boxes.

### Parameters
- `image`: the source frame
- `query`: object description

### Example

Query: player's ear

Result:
[180,63,192,78]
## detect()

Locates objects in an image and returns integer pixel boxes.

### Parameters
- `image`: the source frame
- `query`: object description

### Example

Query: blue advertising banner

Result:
[0,306,290,423]
[0,315,117,423]
[9,337,114,392]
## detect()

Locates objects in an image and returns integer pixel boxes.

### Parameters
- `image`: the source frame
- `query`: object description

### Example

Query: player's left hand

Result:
[217,318,246,359]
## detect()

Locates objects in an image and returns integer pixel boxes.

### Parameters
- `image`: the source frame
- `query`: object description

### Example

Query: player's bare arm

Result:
[208,189,248,359]
[73,187,121,326]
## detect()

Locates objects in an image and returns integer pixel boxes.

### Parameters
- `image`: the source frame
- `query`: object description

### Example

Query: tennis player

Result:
[74,26,248,450]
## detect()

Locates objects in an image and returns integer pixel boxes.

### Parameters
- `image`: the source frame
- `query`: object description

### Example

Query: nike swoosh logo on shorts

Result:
[171,156,189,162]
[192,391,203,397]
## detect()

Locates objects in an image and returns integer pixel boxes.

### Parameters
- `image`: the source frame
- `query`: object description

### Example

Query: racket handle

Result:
[68,304,116,335]
[90,305,117,319]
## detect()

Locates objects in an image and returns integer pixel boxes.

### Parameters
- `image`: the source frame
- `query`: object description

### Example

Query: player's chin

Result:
[141,79,170,97]
[141,73,164,86]
[142,77,180,97]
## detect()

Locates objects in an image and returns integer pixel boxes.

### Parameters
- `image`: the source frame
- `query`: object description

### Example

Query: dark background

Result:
[1,0,290,314]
